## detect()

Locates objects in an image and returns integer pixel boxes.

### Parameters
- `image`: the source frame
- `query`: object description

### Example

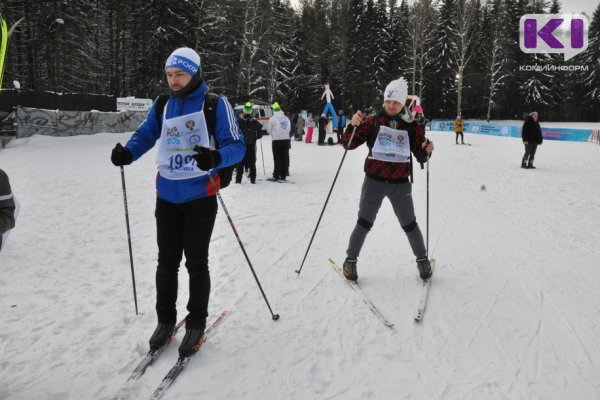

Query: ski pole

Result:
[259,135,266,176]
[120,166,139,315]
[426,155,430,258]
[207,174,280,321]
[295,117,362,276]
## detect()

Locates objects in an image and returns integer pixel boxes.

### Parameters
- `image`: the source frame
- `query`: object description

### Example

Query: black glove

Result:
[111,143,132,166]
[193,146,221,171]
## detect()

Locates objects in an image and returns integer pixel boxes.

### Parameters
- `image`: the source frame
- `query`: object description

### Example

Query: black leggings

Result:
[523,142,538,163]
[235,144,257,182]
[155,196,217,326]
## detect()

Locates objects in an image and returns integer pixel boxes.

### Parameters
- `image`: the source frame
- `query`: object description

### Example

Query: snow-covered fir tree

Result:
[582,3,600,115]
[406,0,436,99]
[425,0,458,118]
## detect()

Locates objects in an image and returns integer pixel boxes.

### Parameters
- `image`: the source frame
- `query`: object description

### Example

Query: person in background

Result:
[340,77,434,283]
[266,102,291,181]
[110,47,245,358]
[0,168,18,253]
[318,113,328,146]
[305,113,315,143]
[295,113,305,141]
[336,109,347,143]
[521,111,543,169]
[236,102,263,184]
[454,115,464,145]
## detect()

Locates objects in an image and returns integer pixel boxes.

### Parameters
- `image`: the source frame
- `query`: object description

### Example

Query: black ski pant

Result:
[155,196,217,328]
[523,143,538,164]
[272,139,290,180]
[318,128,326,145]
[235,144,257,183]
[346,176,426,260]
[455,132,464,144]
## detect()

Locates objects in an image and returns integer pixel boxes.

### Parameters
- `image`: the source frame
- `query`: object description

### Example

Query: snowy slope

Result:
[1,130,599,400]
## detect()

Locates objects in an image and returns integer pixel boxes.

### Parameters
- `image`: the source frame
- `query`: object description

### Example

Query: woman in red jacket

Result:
[341,77,434,282]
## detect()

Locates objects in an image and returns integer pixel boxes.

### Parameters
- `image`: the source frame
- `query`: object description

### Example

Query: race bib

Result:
[371,125,411,163]
[155,105,211,180]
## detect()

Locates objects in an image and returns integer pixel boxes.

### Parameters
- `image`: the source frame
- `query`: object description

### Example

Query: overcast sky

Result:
[561,0,598,16]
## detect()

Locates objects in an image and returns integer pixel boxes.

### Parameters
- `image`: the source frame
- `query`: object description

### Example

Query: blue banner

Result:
[430,120,592,142]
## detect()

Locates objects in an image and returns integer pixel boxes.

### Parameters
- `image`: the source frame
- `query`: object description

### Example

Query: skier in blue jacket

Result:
[110,47,245,358]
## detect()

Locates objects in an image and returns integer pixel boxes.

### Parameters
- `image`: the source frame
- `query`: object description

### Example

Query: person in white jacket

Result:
[266,102,291,181]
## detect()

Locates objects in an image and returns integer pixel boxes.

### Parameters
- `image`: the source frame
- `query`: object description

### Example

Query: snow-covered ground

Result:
[1,129,599,400]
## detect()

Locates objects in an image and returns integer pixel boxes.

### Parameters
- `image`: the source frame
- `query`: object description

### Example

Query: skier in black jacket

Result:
[236,102,263,184]
[521,111,543,169]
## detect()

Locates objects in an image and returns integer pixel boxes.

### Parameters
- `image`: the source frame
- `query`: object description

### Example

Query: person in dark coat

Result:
[317,114,328,145]
[521,111,543,169]
[236,102,263,184]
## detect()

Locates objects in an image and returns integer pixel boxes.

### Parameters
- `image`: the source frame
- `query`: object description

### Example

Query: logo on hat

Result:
[165,48,201,76]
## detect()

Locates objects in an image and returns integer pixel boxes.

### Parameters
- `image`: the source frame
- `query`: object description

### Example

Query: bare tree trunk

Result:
[452,0,479,116]
[235,0,260,98]
[408,0,435,98]
[486,2,507,122]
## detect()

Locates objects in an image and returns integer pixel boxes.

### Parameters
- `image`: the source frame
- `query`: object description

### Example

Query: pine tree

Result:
[425,0,457,117]
[499,0,526,119]
[343,0,369,109]
[519,0,553,113]
[452,0,481,116]
[360,0,379,106]
[372,0,391,96]
[482,0,508,121]
[328,0,352,112]
[263,0,297,104]
[196,0,240,96]
[582,2,600,118]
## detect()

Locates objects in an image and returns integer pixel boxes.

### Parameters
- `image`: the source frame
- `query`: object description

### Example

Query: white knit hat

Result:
[165,47,201,76]
[384,77,408,105]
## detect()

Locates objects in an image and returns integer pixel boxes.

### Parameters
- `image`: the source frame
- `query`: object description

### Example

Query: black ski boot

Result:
[149,322,175,351]
[521,156,528,168]
[179,318,206,358]
[416,257,432,280]
[527,158,536,169]
[343,258,358,282]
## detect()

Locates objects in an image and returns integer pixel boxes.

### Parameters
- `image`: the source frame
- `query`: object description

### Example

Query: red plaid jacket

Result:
[342,112,429,182]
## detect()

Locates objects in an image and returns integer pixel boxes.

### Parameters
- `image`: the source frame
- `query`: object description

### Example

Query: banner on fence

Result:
[16,106,145,137]
[116,97,152,112]
[430,120,593,142]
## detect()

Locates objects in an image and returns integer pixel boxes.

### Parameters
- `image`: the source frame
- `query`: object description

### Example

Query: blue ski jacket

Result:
[124,81,245,203]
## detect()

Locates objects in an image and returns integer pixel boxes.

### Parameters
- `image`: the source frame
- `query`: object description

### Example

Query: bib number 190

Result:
[169,154,194,169]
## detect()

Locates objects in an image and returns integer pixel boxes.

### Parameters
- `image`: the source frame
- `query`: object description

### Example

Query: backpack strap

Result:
[154,94,170,127]
[203,92,219,138]
[153,92,218,138]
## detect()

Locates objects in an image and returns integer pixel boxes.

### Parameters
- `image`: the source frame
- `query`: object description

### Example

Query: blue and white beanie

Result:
[165,47,201,76]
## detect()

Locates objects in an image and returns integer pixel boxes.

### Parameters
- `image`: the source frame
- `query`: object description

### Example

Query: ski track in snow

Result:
[1,129,600,399]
